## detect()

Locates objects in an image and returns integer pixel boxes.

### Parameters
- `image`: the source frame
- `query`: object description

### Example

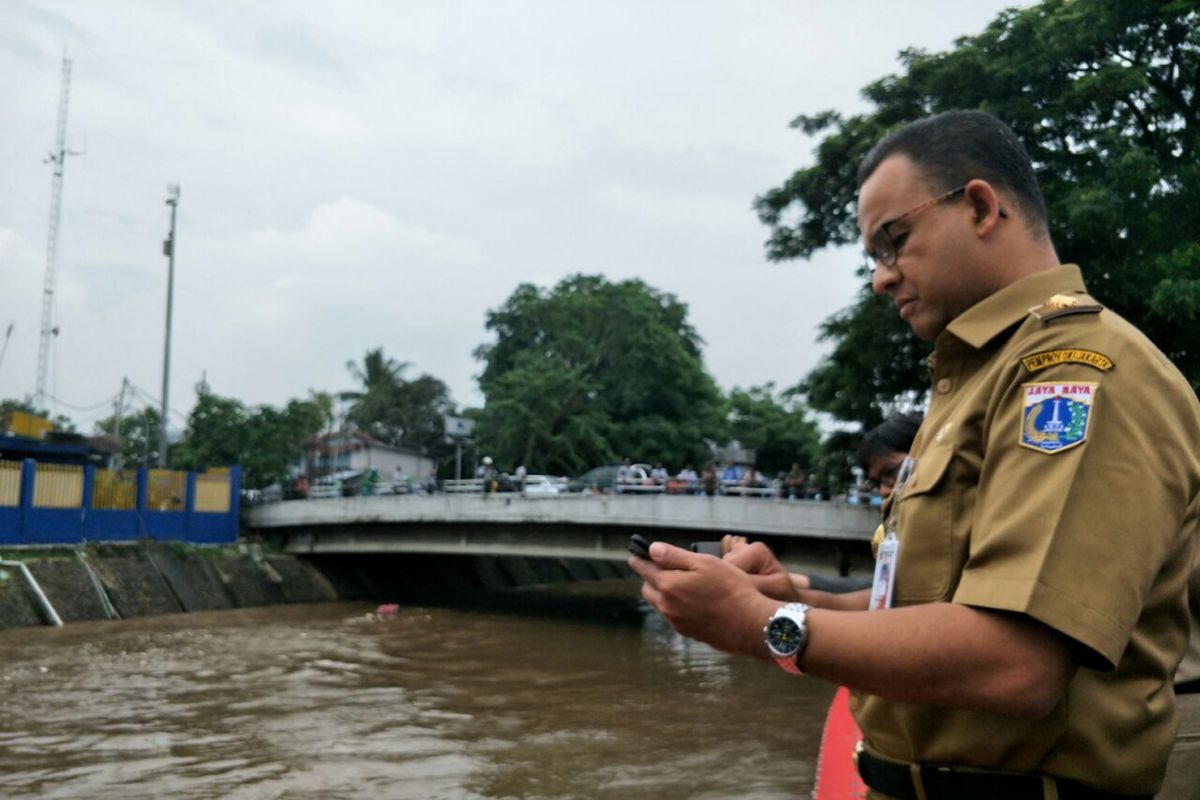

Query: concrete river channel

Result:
[1,583,835,799]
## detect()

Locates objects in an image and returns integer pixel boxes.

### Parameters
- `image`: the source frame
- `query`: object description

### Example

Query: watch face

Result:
[766,615,802,656]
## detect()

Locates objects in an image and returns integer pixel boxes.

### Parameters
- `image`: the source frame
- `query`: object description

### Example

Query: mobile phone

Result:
[689,541,723,557]
[628,533,652,559]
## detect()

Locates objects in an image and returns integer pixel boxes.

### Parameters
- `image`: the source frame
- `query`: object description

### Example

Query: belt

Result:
[854,744,1151,800]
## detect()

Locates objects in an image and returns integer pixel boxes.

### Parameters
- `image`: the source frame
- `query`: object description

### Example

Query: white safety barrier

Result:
[0,560,63,626]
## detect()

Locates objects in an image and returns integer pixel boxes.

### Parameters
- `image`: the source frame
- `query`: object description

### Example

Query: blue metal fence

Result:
[0,459,241,545]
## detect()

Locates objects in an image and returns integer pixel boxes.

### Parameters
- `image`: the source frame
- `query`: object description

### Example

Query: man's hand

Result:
[629,542,779,658]
[720,535,870,611]
[720,536,801,602]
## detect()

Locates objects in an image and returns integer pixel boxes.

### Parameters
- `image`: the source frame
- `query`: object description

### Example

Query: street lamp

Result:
[159,183,180,468]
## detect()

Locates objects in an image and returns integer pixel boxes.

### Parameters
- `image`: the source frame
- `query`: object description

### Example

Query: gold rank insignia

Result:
[1028,293,1103,321]
[1045,294,1078,309]
[1021,348,1114,374]
[871,523,886,559]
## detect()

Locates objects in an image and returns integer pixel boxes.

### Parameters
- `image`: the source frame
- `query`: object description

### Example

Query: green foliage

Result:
[474,275,725,474]
[171,393,325,489]
[94,406,163,468]
[342,348,455,455]
[757,0,1200,425]
[800,290,931,428]
[725,383,821,476]
[174,394,247,469]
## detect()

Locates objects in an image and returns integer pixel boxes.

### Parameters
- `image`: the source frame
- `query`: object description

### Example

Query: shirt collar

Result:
[941,263,1088,350]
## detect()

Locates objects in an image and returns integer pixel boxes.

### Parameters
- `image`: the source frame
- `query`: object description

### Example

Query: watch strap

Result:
[774,654,804,675]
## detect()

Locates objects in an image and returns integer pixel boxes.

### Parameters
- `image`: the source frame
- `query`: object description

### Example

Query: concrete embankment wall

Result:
[0,543,637,630]
[0,543,339,629]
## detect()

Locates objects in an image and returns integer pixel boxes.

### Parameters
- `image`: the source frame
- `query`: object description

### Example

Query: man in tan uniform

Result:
[631,110,1200,798]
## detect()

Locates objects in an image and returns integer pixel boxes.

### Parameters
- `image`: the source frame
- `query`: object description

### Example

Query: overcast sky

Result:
[0,1,1027,433]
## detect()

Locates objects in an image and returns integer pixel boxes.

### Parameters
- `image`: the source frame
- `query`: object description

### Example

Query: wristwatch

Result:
[764,602,810,675]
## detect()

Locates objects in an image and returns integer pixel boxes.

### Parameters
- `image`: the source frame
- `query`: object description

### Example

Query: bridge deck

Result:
[247,494,880,563]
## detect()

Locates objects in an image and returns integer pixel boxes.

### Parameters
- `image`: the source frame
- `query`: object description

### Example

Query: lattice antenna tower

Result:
[35,55,81,408]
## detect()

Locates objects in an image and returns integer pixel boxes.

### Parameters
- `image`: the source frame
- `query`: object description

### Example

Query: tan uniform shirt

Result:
[854,264,1200,795]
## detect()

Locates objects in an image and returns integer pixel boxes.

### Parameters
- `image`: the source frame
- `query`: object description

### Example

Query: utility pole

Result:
[0,323,13,375]
[111,376,129,471]
[35,55,80,408]
[159,184,180,468]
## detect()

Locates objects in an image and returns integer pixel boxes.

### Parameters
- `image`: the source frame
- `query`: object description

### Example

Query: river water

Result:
[1,588,834,799]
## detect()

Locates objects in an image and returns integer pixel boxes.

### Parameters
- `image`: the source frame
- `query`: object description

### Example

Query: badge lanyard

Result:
[868,456,916,611]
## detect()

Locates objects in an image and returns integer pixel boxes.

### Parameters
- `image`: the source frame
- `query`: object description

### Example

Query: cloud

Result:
[0,0,1030,432]
[250,197,480,274]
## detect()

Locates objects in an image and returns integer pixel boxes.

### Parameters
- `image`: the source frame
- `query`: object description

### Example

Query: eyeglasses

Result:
[865,185,1010,270]
[864,185,967,270]
[866,460,901,492]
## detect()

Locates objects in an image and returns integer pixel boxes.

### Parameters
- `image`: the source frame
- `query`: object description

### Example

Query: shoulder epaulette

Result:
[1027,293,1103,322]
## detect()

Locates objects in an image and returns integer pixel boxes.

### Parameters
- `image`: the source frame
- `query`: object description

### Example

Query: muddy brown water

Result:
[0,589,833,799]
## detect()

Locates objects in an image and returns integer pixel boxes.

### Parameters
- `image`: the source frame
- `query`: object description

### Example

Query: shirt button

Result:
[936,378,954,394]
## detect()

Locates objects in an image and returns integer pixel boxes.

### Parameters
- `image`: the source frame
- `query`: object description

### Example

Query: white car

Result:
[522,474,560,495]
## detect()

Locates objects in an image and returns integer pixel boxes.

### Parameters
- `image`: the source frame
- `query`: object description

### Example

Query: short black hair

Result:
[857,110,1048,235]
[857,412,924,469]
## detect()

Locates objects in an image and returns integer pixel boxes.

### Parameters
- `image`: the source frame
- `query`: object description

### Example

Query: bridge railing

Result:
[442,479,486,494]
[290,476,864,503]
[720,481,776,497]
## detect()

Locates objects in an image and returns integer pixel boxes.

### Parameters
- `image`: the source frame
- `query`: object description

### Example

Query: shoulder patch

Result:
[1021,349,1114,374]
[1020,382,1097,454]
[1028,293,1103,321]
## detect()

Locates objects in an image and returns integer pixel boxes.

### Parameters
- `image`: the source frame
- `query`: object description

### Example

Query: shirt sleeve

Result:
[952,349,1197,669]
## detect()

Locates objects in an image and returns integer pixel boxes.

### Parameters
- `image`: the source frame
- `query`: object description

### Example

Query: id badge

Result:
[868,533,899,611]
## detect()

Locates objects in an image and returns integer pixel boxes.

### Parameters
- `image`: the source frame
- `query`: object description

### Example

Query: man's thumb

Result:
[648,541,695,569]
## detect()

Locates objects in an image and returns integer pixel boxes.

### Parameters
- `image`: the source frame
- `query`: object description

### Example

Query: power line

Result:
[126,381,190,422]
[42,390,121,413]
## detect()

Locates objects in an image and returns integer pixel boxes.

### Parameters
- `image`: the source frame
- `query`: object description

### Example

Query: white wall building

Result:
[299,431,435,481]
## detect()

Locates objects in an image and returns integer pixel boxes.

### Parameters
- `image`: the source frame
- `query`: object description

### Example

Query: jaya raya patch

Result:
[1021,382,1098,454]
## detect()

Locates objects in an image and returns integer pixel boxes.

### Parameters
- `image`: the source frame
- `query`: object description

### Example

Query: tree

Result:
[725,384,821,477]
[172,394,249,473]
[172,393,325,488]
[94,406,163,468]
[474,275,725,475]
[756,0,1200,427]
[242,399,326,489]
[343,348,410,443]
[342,348,455,454]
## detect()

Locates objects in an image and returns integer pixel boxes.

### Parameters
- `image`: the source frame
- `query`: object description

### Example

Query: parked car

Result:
[567,465,614,493]
[566,463,652,493]
[522,474,561,495]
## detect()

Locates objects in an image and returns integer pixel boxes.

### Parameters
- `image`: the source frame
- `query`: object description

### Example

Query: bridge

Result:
[244,494,881,577]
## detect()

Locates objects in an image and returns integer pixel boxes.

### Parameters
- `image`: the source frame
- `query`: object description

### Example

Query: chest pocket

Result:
[895,444,957,603]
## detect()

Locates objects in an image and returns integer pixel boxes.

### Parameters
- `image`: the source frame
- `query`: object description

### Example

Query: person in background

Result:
[782,463,806,500]
[739,466,765,492]
[700,463,719,497]
[720,460,741,483]
[514,463,527,492]
[721,414,923,594]
[856,412,923,499]
[616,457,633,486]
[677,464,699,492]
[361,468,379,496]
[650,462,669,485]
[476,456,496,492]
